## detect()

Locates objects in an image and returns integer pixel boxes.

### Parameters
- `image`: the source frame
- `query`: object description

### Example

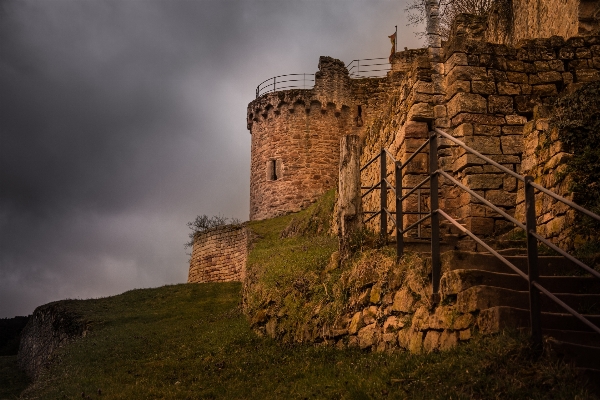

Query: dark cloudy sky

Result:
[0,0,422,318]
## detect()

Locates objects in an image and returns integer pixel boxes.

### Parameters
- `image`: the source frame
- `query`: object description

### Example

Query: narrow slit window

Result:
[271,160,278,180]
[356,105,363,126]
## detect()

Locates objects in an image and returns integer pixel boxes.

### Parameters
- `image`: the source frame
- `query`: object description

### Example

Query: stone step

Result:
[543,329,600,347]
[440,251,585,276]
[547,339,600,371]
[456,238,527,253]
[478,306,600,334]
[441,269,600,295]
[455,285,600,314]
[391,237,457,254]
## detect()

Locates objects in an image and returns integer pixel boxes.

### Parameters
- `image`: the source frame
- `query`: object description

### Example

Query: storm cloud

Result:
[0,0,422,317]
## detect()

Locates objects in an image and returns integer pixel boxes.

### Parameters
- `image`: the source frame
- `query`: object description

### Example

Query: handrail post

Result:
[396,161,403,259]
[429,131,440,305]
[380,148,387,243]
[525,175,542,350]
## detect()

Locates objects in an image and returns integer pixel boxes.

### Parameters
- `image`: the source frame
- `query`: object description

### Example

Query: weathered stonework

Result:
[187,224,248,283]
[247,57,396,221]
[487,0,600,45]
[516,115,576,249]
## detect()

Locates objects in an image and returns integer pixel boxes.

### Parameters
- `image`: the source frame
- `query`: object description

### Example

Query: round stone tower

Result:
[247,57,355,221]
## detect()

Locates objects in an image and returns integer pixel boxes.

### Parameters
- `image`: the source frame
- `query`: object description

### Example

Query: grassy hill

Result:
[4,282,596,399]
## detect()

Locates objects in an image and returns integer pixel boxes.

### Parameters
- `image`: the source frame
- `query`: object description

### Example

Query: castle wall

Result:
[516,117,576,249]
[247,57,394,221]
[487,0,600,45]
[247,92,351,221]
[187,225,247,283]
[359,31,600,243]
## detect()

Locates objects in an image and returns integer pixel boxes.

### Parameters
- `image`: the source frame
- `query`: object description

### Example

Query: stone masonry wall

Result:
[516,115,576,249]
[187,225,247,283]
[247,57,394,221]
[440,35,600,240]
[360,31,600,242]
[247,58,354,221]
[487,0,600,46]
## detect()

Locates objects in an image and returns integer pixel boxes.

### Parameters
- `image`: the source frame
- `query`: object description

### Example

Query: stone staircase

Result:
[437,247,600,379]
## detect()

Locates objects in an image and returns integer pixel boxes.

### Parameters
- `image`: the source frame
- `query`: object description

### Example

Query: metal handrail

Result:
[398,138,431,171]
[360,153,381,172]
[255,73,315,98]
[437,209,528,280]
[438,170,526,231]
[359,127,600,348]
[346,57,391,78]
[530,181,600,222]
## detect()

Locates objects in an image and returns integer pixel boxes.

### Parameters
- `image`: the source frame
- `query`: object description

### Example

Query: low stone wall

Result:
[187,224,248,283]
[18,302,85,379]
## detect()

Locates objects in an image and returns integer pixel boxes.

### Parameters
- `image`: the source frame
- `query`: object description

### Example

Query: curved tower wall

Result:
[247,57,355,221]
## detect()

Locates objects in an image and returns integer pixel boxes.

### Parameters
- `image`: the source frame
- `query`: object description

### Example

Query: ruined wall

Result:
[359,32,600,242]
[360,49,439,237]
[516,116,575,249]
[187,225,247,283]
[18,302,85,379]
[487,0,600,45]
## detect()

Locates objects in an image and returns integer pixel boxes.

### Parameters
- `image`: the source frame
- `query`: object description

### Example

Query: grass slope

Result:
[12,283,597,399]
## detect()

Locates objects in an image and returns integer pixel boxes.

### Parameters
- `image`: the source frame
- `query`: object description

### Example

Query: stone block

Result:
[505,115,527,125]
[358,323,379,349]
[501,135,523,155]
[348,311,364,335]
[473,124,501,136]
[463,174,503,190]
[455,154,486,171]
[465,217,494,235]
[408,329,424,354]
[459,329,471,341]
[462,136,501,155]
[407,103,434,121]
[433,105,447,118]
[452,113,506,126]
[472,81,497,95]
[414,81,435,94]
[514,96,536,114]
[362,306,378,325]
[503,176,518,192]
[488,95,514,114]
[532,84,558,96]
[506,60,525,71]
[383,316,404,333]
[447,93,487,118]
[559,47,575,59]
[576,47,592,59]
[497,82,521,95]
[453,123,473,137]
[392,287,416,313]
[439,331,459,351]
[445,52,468,72]
[423,330,441,353]
[575,69,600,82]
[445,80,471,100]
[445,66,488,86]
[537,71,563,83]
[486,190,517,207]
[403,121,429,138]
